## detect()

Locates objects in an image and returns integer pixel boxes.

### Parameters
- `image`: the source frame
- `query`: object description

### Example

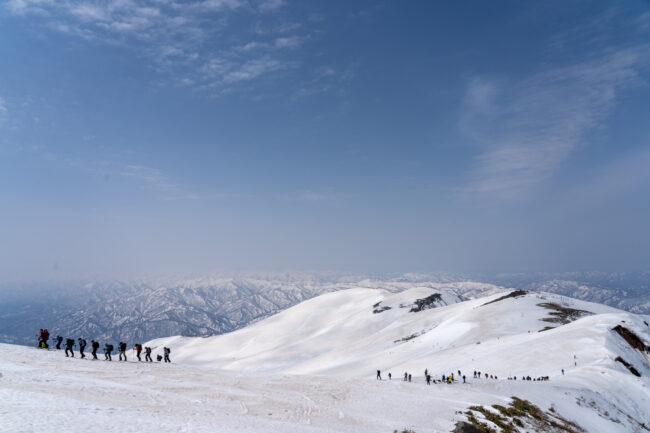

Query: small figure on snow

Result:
[78,338,86,359]
[91,340,99,359]
[104,343,113,361]
[64,338,75,357]
[145,346,153,362]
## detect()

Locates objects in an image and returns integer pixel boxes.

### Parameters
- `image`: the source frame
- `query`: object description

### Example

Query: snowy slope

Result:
[147,289,646,377]
[2,290,649,433]
[142,289,650,432]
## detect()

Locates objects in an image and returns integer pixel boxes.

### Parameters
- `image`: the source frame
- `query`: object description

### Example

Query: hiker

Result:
[376,370,381,380]
[408,374,411,382]
[388,372,392,380]
[145,346,153,362]
[442,374,445,382]
[426,374,431,385]
[64,338,75,357]
[37,329,44,348]
[561,368,564,375]
[42,329,50,348]
[135,344,142,361]
[118,342,127,361]
[463,375,466,383]
[458,370,461,376]
[425,368,428,377]
[55,334,63,350]
[104,343,113,361]
[78,338,86,359]
[91,340,99,359]
[404,372,408,381]
[485,373,488,379]
[163,346,171,363]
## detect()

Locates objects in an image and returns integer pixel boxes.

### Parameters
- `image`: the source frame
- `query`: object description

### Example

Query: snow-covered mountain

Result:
[2,289,648,433]
[144,288,649,432]
[0,274,502,346]
[1,271,648,347]
[481,271,650,314]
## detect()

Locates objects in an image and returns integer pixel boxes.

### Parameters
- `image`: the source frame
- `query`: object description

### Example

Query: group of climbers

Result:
[375,368,553,385]
[38,330,169,363]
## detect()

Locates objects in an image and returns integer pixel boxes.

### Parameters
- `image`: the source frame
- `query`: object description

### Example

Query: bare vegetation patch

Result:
[409,293,443,312]
[372,301,392,314]
[612,325,649,353]
[460,397,585,433]
[537,303,592,325]
[482,290,528,307]
[615,356,641,377]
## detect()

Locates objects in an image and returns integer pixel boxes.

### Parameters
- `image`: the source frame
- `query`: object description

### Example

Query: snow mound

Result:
[2,289,649,433]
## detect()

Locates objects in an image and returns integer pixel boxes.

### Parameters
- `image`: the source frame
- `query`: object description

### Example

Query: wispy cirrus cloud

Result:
[4,0,309,94]
[459,46,649,198]
[0,97,8,128]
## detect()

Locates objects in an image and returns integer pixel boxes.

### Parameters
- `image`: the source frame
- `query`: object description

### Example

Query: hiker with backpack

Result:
[118,342,128,361]
[64,338,75,357]
[78,338,87,359]
[91,340,99,359]
[134,344,142,361]
[55,334,63,350]
[104,343,113,361]
[163,346,171,363]
[144,346,152,362]
[42,329,50,348]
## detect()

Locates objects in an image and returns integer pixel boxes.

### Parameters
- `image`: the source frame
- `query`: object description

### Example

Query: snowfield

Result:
[1,289,649,433]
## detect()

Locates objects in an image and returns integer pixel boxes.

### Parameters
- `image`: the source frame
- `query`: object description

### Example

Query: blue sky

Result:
[1,0,649,280]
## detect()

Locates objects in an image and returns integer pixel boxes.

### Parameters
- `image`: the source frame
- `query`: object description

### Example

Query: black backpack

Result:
[66,338,74,345]
[107,344,113,352]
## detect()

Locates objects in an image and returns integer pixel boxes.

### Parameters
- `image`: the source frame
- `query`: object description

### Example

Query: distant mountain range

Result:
[1,271,648,346]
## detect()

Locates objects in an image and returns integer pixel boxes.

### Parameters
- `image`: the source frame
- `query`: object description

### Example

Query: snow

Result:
[1,289,649,433]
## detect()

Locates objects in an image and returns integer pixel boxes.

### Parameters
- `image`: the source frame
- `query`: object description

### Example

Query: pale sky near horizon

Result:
[1,1,649,281]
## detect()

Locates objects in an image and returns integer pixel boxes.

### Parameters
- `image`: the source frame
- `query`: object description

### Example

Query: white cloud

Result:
[274,35,301,49]
[0,97,8,127]
[4,0,309,93]
[258,0,285,12]
[223,56,286,83]
[459,46,649,198]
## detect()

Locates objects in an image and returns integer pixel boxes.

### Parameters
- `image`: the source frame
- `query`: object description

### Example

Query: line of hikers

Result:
[376,368,554,384]
[507,375,550,381]
[376,369,469,384]
[37,329,171,363]
[472,370,498,380]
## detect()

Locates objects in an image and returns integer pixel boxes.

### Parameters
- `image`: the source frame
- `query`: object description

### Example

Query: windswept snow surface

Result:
[1,290,649,433]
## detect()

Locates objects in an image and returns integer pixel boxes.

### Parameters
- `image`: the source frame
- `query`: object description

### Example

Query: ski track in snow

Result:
[1,289,649,433]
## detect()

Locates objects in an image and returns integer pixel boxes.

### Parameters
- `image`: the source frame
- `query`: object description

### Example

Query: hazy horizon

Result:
[2,1,649,281]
